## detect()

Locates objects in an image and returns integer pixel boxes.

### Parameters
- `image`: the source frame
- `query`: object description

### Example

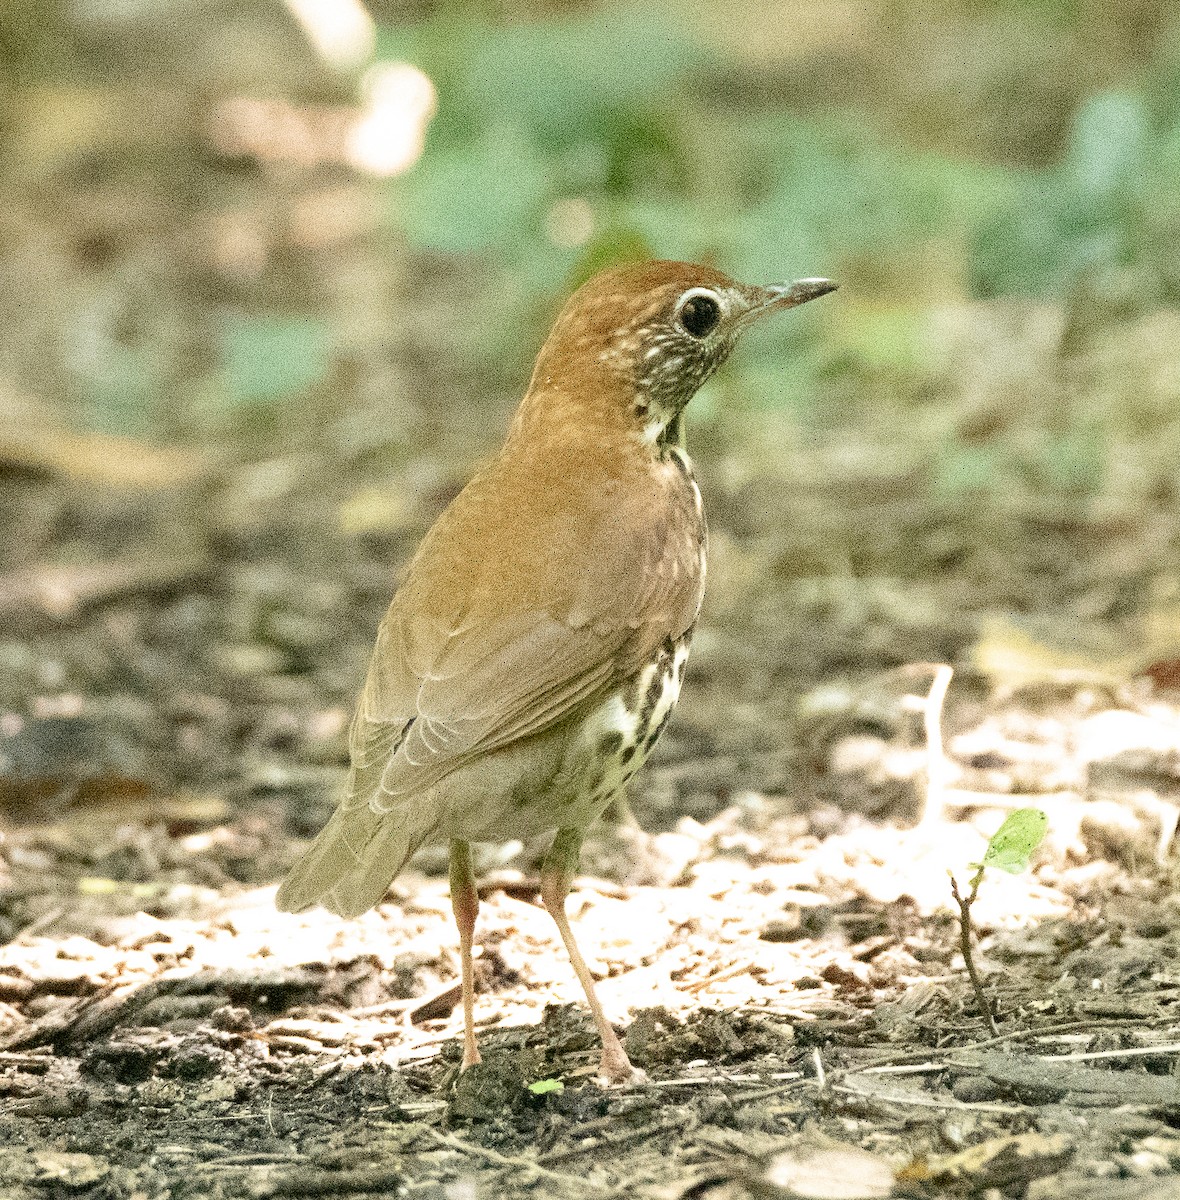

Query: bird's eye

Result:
[676,291,722,338]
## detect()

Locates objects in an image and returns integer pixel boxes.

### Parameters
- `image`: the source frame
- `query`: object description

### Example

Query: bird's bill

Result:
[741,277,838,324]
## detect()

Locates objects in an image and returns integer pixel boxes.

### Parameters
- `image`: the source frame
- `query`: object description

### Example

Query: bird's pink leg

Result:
[540,828,644,1085]
[448,839,482,1071]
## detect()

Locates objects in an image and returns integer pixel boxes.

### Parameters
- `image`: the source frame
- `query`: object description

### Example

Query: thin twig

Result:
[536,1111,694,1167]
[860,1061,945,1076]
[833,1079,1029,1115]
[0,1050,51,1067]
[684,961,750,995]
[726,1078,815,1108]
[1023,1042,1180,1065]
[916,663,954,827]
[855,1041,1180,1076]
[811,1047,827,1092]
[12,906,65,940]
[949,872,1000,1037]
[644,1070,803,1088]
[853,1014,1180,1074]
[422,1127,611,1191]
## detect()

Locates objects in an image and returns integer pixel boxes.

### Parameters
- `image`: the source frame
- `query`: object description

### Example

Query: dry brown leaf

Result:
[918,1131,1073,1189]
[0,557,211,630]
[974,606,1180,690]
[1,386,207,489]
[762,1142,895,1199]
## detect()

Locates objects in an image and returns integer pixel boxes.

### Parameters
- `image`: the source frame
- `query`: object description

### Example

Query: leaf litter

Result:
[3,528,1180,1198]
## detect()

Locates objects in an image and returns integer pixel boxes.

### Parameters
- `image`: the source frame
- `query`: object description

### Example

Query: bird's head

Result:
[520,260,836,448]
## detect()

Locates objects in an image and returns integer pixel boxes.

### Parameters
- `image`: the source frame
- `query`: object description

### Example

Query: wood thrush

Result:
[277,260,836,1083]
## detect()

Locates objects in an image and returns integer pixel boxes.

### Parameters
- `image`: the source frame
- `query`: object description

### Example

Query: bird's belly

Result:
[434,633,692,843]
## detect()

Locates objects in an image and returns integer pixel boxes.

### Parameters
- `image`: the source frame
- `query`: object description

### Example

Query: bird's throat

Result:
[655,408,687,454]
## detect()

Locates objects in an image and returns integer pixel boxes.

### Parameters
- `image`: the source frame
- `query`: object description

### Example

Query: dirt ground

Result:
[3,457,1180,1199]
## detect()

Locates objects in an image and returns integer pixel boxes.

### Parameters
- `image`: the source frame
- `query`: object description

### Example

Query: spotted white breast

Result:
[576,632,692,813]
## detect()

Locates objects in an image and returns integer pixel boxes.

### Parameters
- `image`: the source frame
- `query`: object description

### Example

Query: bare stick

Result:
[949,872,999,1037]
[423,1127,611,1191]
[913,662,954,827]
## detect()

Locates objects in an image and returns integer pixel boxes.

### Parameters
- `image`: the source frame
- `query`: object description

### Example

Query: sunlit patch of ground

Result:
[3,677,1180,1197]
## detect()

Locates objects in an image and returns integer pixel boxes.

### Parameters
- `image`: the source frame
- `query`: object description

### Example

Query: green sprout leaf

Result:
[977,808,1049,876]
[527,1078,565,1096]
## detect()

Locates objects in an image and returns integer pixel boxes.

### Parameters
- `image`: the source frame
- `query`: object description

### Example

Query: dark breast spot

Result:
[645,709,673,749]
[661,444,693,477]
[598,731,624,757]
[637,649,674,727]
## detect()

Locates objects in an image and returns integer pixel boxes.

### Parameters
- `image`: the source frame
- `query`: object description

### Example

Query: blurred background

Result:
[3,0,1180,902]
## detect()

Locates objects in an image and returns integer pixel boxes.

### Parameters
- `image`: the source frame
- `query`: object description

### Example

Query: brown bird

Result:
[276,260,836,1083]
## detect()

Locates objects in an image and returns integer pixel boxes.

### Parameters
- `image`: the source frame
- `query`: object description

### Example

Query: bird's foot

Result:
[596,1049,647,1088]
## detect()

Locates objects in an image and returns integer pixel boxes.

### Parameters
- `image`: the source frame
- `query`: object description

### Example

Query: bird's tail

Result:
[275,802,431,920]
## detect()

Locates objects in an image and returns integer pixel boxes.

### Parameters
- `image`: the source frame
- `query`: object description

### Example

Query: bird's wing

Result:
[343,467,704,813]
[347,610,615,811]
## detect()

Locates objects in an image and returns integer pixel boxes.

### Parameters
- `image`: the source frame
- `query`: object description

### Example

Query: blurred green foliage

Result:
[221,316,332,407]
[380,3,1180,307]
[365,1,1180,506]
[973,89,1180,300]
[7,0,1179,519]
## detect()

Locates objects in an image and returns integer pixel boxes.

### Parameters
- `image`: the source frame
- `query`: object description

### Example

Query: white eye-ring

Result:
[675,288,723,338]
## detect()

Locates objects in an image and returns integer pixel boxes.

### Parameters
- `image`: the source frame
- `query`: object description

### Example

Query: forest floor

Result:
[4,6,1180,1186]
[3,452,1180,1200]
